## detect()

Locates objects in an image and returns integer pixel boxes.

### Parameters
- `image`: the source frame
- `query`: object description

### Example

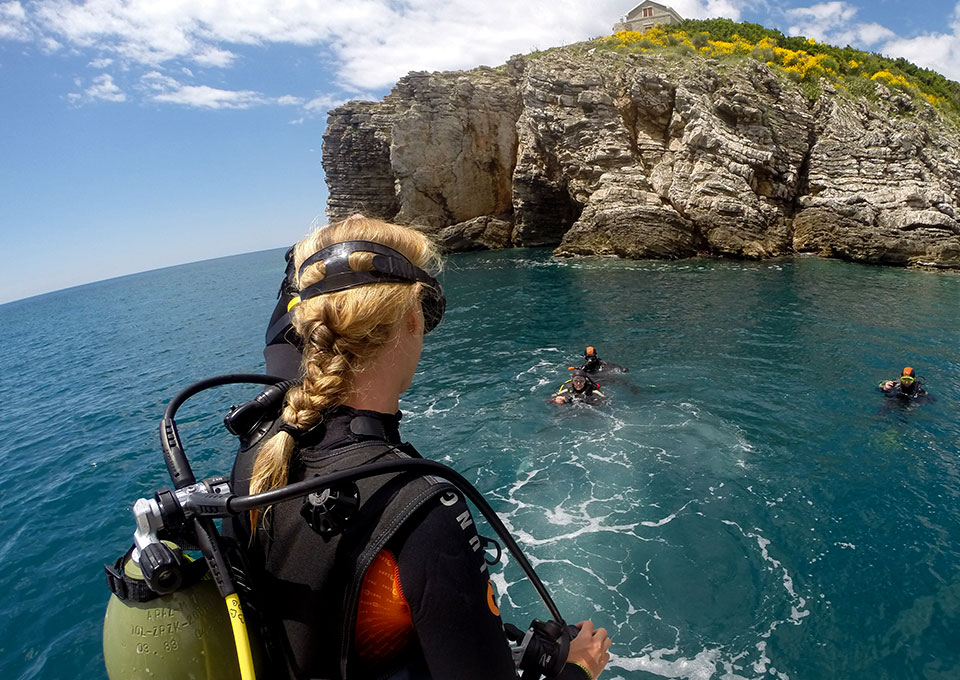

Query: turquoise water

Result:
[1,248,958,680]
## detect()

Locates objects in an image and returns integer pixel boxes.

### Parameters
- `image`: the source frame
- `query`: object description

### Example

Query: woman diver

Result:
[230,215,612,680]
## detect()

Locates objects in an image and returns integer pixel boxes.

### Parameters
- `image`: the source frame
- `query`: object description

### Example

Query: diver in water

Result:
[551,369,607,405]
[578,346,627,375]
[879,366,929,401]
[234,215,612,679]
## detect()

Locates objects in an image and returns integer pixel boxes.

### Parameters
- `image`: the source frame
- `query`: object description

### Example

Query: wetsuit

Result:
[878,380,929,401]
[582,355,603,373]
[553,380,606,405]
[263,246,302,379]
[232,416,589,680]
[579,357,627,375]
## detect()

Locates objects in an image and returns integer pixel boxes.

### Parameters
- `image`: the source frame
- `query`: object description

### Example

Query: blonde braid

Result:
[248,215,439,505]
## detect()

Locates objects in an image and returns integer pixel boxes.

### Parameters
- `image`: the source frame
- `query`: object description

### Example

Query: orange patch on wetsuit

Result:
[486,580,500,617]
[355,549,415,664]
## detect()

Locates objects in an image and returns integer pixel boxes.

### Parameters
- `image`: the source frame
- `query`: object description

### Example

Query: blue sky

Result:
[1,0,959,304]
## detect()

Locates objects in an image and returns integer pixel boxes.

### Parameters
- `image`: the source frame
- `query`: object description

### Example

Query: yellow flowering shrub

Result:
[599,24,950,113]
[871,70,912,88]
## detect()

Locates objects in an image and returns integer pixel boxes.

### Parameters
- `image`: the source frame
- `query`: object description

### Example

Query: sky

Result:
[1,0,959,304]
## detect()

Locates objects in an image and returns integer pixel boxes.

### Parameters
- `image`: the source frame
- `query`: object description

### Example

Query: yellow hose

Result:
[225,593,257,680]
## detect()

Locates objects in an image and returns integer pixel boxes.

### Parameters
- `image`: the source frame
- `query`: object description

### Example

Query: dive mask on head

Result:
[297,240,446,333]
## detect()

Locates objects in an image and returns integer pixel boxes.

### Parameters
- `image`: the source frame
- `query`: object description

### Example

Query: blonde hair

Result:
[249,215,441,498]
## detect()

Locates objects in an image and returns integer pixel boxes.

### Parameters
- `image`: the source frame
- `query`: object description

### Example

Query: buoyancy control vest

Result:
[229,431,454,680]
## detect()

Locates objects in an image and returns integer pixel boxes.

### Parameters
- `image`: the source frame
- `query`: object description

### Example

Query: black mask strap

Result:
[297,240,446,333]
[298,241,433,297]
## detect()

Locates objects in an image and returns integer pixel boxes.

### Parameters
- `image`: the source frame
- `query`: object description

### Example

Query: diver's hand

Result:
[566,620,611,678]
[882,381,895,390]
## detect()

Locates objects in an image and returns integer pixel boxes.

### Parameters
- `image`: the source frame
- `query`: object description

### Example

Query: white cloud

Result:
[193,46,236,68]
[87,72,125,100]
[68,72,125,103]
[0,0,31,41]
[852,23,896,46]
[141,70,180,93]
[141,71,264,108]
[8,0,748,94]
[88,56,112,68]
[701,0,744,21]
[151,84,264,108]
[303,93,371,113]
[139,70,309,109]
[332,0,748,90]
[786,1,857,41]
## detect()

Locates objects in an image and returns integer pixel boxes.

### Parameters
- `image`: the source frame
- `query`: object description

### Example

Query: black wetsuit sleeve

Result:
[392,494,591,680]
[393,492,517,679]
[263,247,302,380]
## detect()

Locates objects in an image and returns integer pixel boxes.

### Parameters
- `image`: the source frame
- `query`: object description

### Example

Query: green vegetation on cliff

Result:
[594,18,960,120]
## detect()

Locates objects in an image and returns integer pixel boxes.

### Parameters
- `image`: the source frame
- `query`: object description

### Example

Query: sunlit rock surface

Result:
[323,48,960,268]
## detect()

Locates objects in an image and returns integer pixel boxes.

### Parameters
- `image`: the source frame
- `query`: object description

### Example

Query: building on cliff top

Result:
[613,1,683,32]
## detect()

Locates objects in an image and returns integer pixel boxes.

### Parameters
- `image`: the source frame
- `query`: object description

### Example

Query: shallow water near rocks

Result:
[1,248,958,680]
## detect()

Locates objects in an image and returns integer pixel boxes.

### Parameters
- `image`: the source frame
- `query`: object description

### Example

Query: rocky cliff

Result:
[322,47,960,268]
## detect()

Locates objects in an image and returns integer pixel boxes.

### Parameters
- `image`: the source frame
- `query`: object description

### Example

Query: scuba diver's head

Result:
[899,366,917,394]
[251,215,444,495]
[582,346,601,371]
[570,370,591,393]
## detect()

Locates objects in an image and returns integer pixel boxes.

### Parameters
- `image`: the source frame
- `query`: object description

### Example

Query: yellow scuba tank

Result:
[103,546,256,680]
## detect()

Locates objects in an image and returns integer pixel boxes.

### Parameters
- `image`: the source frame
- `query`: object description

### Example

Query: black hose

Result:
[163,374,290,420]
[160,375,290,488]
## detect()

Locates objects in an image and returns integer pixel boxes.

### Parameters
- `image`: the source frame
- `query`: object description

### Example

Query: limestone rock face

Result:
[429,216,514,251]
[323,101,400,222]
[322,48,960,268]
[792,91,960,266]
[324,68,519,229]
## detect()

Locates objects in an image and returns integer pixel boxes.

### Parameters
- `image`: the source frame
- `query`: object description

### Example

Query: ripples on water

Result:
[0,249,957,680]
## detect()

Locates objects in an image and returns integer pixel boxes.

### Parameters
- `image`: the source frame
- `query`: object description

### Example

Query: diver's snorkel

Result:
[108,374,572,680]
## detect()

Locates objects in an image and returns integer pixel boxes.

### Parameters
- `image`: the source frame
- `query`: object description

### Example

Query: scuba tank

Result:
[102,374,578,680]
[103,545,255,679]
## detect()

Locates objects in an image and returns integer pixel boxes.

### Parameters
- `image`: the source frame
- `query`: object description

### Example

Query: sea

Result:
[0,247,958,680]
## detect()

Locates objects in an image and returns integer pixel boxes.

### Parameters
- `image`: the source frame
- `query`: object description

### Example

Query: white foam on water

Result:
[531,376,553,392]
[609,647,720,679]
[512,515,642,547]
[722,520,810,628]
[545,505,577,526]
[640,503,689,528]
[406,391,461,418]
[610,640,796,680]
[489,569,522,612]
